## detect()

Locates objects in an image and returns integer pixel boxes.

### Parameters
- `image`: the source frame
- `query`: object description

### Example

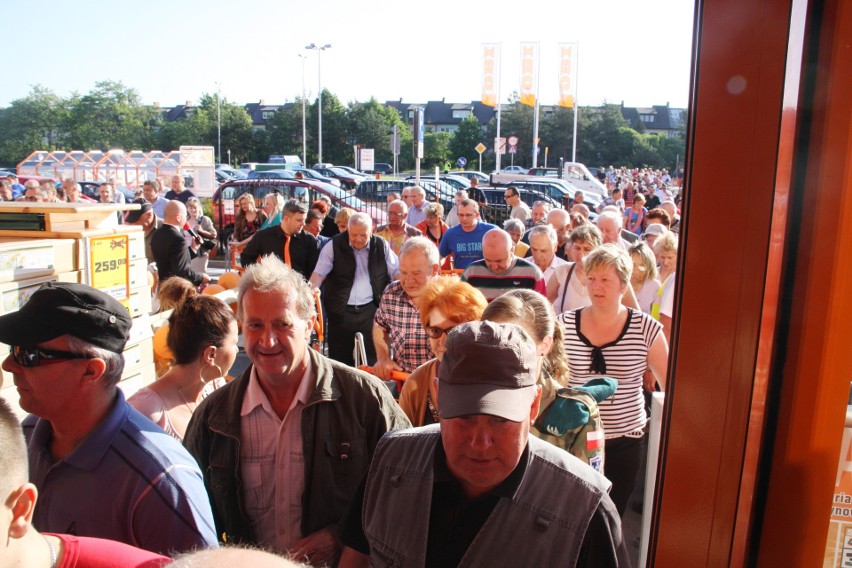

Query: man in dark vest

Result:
[337,321,628,567]
[309,212,399,366]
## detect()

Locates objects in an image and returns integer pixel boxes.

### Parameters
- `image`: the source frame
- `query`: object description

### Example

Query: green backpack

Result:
[533,377,617,474]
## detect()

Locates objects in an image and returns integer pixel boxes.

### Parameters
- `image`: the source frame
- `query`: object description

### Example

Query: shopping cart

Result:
[354,332,409,394]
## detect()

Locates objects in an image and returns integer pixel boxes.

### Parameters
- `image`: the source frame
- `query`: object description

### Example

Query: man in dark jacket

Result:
[150,200,208,286]
[184,257,409,566]
[308,212,399,366]
[240,200,319,279]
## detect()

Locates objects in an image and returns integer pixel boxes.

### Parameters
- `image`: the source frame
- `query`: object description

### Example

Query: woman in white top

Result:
[129,294,238,441]
[628,241,661,313]
[547,224,603,314]
[559,244,668,516]
[651,231,679,345]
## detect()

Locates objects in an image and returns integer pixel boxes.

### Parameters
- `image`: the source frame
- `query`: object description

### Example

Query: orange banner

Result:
[482,44,499,107]
[520,43,538,107]
[558,43,577,108]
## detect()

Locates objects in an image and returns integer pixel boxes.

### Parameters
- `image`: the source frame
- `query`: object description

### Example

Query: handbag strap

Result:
[559,263,576,313]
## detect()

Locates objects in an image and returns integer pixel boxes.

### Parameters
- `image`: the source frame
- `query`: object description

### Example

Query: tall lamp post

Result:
[214,82,222,165]
[305,43,332,165]
[298,54,308,167]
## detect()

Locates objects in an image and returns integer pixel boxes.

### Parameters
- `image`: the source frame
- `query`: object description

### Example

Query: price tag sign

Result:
[89,235,130,302]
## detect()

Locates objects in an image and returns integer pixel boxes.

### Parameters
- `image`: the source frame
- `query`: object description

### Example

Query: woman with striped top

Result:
[559,243,669,516]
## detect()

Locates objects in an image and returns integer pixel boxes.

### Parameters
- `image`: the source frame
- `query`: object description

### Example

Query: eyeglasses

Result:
[424,324,457,339]
[504,193,514,199]
[11,345,91,368]
[387,211,404,217]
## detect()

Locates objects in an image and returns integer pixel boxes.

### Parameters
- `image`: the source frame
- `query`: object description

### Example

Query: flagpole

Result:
[572,42,579,163]
[532,42,541,168]
[495,43,502,173]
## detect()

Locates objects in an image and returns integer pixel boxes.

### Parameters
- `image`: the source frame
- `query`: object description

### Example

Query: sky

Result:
[0,0,695,110]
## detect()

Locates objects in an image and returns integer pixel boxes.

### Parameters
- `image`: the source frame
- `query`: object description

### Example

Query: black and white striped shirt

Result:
[560,307,661,438]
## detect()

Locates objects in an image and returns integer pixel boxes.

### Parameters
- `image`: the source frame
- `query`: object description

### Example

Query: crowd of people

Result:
[0,172,684,566]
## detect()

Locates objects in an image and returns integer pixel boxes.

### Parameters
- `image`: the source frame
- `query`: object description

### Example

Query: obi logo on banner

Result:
[520,42,539,107]
[558,43,578,108]
[482,44,500,107]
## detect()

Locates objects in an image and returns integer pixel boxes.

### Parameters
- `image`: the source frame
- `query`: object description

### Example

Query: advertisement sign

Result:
[558,43,578,108]
[520,42,539,107]
[89,235,130,302]
[413,107,425,160]
[360,148,375,172]
[825,408,852,567]
[494,137,507,155]
[482,44,500,107]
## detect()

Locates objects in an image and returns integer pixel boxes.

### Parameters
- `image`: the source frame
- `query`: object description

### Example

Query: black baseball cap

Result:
[0,282,131,353]
[125,198,152,223]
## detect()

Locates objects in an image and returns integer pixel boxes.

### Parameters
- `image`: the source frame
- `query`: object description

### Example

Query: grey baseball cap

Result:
[438,320,539,422]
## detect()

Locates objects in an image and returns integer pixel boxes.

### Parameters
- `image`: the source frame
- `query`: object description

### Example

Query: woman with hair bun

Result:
[129,295,239,441]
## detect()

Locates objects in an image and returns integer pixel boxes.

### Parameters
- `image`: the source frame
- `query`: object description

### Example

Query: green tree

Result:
[347,98,404,164]
[66,81,157,150]
[449,115,485,170]
[423,131,452,170]
[577,104,634,166]
[0,85,68,166]
[264,100,303,160]
[305,90,349,165]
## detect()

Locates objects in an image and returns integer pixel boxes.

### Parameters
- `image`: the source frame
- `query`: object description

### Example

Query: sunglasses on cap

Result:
[11,345,91,368]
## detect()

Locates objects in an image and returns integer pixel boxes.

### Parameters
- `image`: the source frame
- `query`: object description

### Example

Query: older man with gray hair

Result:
[372,237,441,379]
[406,185,428,226]
[596,209,634,251]
[310,212,400,366]
[528,224,568,282]
[337,321,627,567]
[186,257,409,565]
[375,199,422,255]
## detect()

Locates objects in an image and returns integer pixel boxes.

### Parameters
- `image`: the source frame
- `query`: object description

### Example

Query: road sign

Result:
[457,157,467,167]
[508,136,519,145]
[495,137,507,155]
[475,142,486,154]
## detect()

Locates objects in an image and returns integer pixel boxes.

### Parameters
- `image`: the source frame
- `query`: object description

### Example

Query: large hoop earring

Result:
[200,363,224,383]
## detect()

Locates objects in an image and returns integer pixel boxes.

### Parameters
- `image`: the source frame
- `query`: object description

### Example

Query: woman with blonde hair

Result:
[334,207,357,233]
[559,243,668,516]
[628,241,660,314]
[397,277,488,426]
[260,191,284,229]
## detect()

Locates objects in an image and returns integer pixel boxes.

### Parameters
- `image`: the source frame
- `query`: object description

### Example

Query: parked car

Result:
[312,166,365,190]
[369,163,394,175]
[211,179,386,245]
[355,178,456,211]
[216,165,248,179]
[479,186,561,226]
[448,170,489,184]
[405,174,470,191]
[292,167,342,187]
[246,169,296,180]
[335,165,374,180]
[501,165,528,174]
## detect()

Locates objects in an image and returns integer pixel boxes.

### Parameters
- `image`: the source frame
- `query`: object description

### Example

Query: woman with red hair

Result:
[397,276,487,425]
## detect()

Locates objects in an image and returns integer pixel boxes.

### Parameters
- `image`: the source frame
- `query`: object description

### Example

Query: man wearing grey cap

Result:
[338,321,628,567]
[0,282,217,556]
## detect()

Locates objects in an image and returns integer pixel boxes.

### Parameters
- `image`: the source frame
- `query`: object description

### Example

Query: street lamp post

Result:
[305,43,332,165]
[215,82,222,165]
[298,54,308,167]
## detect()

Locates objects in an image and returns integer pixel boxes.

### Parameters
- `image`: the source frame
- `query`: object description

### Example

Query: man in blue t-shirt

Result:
[438,199,498,270]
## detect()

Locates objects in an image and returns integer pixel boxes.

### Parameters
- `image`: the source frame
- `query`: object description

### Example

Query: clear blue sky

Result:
[1,0,695,109]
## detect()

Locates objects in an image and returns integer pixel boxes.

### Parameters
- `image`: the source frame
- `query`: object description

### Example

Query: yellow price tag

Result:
[89,235,130,302]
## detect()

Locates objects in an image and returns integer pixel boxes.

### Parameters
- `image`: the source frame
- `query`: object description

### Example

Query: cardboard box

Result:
[123,335,155,376]
[0,238,78,283]
[0,271,81,316]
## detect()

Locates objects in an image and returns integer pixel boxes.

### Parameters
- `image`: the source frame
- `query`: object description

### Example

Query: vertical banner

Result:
[558,42,578,108]
[520,42,539,107]
[482,44,499,107]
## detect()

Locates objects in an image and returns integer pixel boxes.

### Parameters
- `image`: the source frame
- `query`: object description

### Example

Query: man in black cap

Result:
[338,321,628,567]
[0,282,217,555]
[124,197,161,263]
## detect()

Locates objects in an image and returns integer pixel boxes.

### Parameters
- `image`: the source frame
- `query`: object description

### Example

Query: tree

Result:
[66,81,157,150]
[0,85,68,166]
[347,98,403,164]
[306,90,349,165]
[423,131,452,171]
[449,115,485,169]
[264,100,303,160]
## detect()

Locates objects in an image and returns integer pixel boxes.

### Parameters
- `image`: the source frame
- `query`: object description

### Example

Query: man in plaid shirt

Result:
[372,237,441,379]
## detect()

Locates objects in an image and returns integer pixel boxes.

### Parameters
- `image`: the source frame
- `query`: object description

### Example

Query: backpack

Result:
[533,377,617,473]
